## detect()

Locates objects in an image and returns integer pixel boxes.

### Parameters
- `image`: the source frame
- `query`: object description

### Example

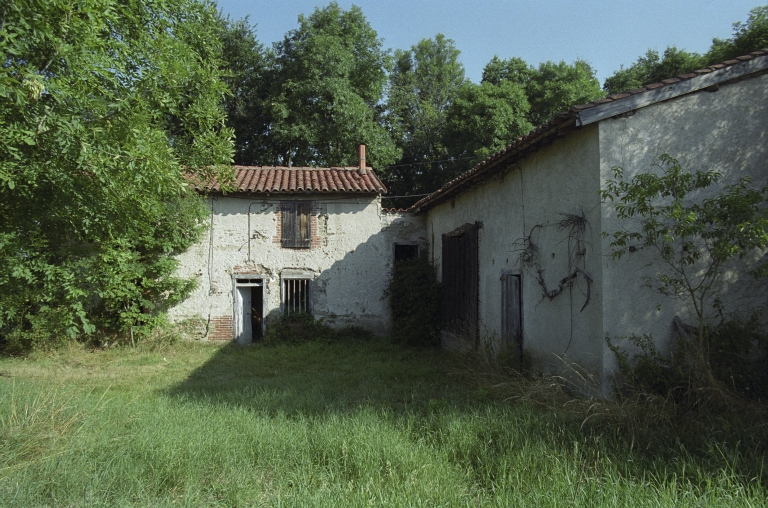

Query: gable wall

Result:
[170,194,426,339]
[598,72,768,382]
[426,126,605,379]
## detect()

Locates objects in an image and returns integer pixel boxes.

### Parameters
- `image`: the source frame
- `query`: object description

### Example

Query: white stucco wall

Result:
[426,126,605,379]
[599,72,768,380]
[170,193,426,339]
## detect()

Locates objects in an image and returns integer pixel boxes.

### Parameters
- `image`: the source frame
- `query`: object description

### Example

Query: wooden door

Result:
[234,286,252,344]
[501,273,522,361]
[441,223,479,346]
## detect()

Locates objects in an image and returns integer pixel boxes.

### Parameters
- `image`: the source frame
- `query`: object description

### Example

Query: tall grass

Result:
[1,338,765,506]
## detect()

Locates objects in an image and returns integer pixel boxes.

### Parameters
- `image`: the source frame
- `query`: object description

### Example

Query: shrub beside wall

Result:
[386,257,441,347]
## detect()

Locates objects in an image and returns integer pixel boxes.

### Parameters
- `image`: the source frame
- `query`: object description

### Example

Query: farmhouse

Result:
[170,146,426,343]
[172,49,767,391]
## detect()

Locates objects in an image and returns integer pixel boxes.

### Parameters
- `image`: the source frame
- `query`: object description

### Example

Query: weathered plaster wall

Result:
[426,126,605,379]
[169,194,426,340]
[599,72,768,381]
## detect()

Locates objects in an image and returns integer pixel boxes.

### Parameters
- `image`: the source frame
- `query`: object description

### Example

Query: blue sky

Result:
[214,0,763,85]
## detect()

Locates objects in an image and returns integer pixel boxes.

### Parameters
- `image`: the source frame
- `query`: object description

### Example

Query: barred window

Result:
[282,278,312,314]
[281,202,311,248]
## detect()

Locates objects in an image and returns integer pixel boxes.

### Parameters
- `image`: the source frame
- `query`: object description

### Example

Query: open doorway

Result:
[233,277,264,344]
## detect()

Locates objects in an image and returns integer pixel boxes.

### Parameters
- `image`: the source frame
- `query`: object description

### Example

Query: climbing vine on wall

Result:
[513,211,593,311]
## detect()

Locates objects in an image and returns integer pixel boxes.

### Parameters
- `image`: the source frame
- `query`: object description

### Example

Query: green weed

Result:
[0,338,765,506]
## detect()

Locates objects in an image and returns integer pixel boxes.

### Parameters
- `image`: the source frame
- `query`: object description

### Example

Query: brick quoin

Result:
[208,316,232,341]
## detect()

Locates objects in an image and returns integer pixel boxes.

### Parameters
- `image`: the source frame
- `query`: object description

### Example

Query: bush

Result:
[262,313,373,345]
[607,315,768,403]
[709,314,768,400]
[385,257,441,347]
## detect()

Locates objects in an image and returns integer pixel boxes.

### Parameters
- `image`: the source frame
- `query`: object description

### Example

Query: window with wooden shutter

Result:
[281,202,312,248]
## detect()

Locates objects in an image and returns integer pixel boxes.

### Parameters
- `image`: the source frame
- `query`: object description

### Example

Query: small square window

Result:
[282,278,312,314]
[281,202,311,248]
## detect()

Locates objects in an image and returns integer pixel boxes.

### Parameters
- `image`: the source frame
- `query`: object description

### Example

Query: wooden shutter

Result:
[296,202,311,248]
[281,202,312,248]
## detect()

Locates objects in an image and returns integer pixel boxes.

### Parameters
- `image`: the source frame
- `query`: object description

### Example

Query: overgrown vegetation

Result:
[0,0,234,349]
[601,153,768,396]
[386,257,442,347]
[1,338,766,506]
[262,312,374,345]
[607,315,768,403]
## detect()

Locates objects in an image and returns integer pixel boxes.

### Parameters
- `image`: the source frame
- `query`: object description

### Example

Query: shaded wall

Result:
[426,126,605,379]
[598,72,768,382]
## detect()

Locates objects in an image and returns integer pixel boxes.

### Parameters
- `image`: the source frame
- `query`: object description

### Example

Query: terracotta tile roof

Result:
[410,48,768,213]
[193,166,387,194]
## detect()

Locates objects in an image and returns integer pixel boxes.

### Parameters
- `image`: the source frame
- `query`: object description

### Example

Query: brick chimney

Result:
[358,144,367,175]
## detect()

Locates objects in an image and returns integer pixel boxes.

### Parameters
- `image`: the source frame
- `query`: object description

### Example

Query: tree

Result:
[444,80,532,168]
[0,0,234,347]
[218,16,273,165]
[707,6,768,63]
[601,155,768,384]
[525,59,605,126]
[483,57,604,127]
[603,6,768,96]
[384,34,467,201]
[603,47,705,96]
[267,2,398,168]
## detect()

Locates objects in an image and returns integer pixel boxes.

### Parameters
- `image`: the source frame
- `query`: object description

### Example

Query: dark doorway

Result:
[250,286,263,341]
[234,278,264,344]
[441,222,479,346]
[394,244,419,262]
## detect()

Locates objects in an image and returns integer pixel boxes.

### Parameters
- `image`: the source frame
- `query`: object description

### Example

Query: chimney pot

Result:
[358,144,367,175]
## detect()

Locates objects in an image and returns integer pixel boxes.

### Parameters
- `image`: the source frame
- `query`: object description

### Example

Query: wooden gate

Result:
[441,222,479,346]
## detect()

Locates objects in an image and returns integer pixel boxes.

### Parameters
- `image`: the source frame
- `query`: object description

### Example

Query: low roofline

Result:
[410,49,768,214]
[191,165,387,195]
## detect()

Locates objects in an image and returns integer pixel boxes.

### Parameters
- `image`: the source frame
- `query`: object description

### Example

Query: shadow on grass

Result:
[165,339,470,417]
[165,339,767,494]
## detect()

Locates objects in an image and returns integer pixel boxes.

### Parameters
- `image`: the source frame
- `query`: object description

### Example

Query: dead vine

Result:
[535,267,593,312]
[512,210,593,312]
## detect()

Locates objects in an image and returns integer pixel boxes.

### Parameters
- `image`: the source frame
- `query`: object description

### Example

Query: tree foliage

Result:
[603,47,705,96]
[601,154,768,326]
[0,0,234,347]
[444,80,532,165]
[218,16,272,166]
[384,34,466,199]
[604,6,768,95]
[707,5,768,63]
[482,56,604,127]
[265,2,398,168]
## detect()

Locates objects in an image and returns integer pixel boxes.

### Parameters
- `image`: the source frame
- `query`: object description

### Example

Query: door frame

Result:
[232,274,266,343]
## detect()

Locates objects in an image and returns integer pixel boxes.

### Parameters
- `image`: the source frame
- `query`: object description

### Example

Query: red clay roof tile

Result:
[192,167,386,194]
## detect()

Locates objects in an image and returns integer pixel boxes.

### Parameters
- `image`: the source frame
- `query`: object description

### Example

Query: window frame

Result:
[281,201,312,249]
[280,271,314,315]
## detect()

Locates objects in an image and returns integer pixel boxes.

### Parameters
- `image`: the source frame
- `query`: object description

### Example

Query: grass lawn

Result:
[0,337,765,507]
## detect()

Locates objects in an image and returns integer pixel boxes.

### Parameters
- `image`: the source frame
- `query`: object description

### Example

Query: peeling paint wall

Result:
[169,194,426,340]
